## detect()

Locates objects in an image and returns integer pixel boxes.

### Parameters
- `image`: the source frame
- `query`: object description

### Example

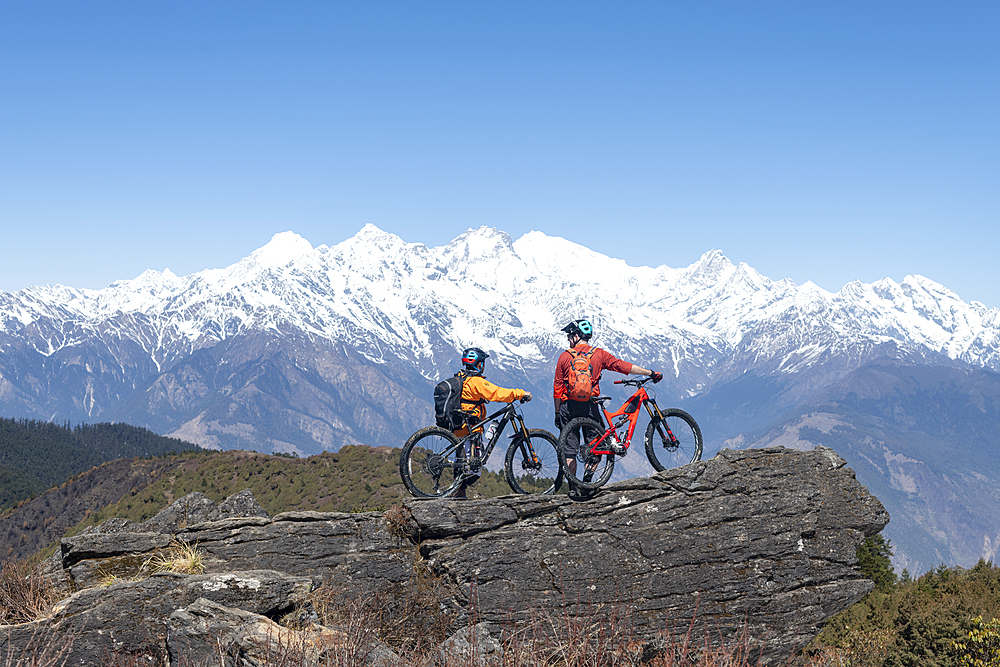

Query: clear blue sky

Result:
[2,2,998,306]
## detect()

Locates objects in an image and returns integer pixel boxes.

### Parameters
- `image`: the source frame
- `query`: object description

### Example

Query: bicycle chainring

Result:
[467,456,482,475]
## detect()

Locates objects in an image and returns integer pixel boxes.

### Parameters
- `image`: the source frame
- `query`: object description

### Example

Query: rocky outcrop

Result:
[2,446,889,665]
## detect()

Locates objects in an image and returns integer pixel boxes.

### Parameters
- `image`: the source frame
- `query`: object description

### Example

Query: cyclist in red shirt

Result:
[553,319,662,494]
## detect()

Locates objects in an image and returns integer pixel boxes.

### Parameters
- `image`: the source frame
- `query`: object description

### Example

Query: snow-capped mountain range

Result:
[3,224,1000,573]
[4,224,998,401]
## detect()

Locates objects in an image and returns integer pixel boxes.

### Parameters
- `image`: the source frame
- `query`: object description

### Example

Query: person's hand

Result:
[522,391,532,402]
[554,415,563,430]
[651,371,663,383]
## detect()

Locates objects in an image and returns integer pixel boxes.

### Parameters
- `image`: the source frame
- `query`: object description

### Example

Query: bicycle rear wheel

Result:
[399,427,464,498]
[644,409,703,471]
[504,429,563,495]
[557,417,615,491]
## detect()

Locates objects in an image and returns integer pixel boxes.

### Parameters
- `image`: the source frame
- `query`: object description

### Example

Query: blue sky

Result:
[2,2,998,306]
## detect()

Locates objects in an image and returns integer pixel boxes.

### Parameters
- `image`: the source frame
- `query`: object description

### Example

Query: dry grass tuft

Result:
[143,539,205,575]
[382,503,417,543]
[0,558,59,625]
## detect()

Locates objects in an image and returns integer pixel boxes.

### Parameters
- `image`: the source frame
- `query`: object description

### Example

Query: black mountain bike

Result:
[399,399,563,498]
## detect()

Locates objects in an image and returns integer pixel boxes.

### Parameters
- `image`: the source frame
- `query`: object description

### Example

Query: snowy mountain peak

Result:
[443,227,515,263]
[247,232,314,269]
[687,249,735,284]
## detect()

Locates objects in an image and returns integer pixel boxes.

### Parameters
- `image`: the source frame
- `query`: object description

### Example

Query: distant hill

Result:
[0,455,195,560]
[0,418,201,513]
[0,445,515,561]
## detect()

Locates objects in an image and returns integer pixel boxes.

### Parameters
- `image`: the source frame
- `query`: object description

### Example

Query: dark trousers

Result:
[559,400,604,460]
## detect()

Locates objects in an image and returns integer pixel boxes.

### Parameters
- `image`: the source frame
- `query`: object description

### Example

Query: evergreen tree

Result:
[859,533,898,593]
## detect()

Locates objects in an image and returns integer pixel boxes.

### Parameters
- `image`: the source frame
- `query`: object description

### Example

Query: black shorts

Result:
[559,400,604,460]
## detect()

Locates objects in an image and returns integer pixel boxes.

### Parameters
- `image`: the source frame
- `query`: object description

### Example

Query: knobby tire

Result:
[557,416,616,491]
[504,429,563,495]
[399,426,464,498]
[643,408,703,471]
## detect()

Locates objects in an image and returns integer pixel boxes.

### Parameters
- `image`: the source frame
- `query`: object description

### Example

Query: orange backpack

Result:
[566,348,597,402]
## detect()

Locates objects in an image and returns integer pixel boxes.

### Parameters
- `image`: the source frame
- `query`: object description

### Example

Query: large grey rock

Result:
[41,489,271,595]
[166,597,398,667]
[137,489,269,534]
[408,447,888,664]
[11,447,887,666]
[1,570,312,665]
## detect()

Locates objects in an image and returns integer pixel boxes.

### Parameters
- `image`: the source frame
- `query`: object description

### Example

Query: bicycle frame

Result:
[587,379,671,457]
[456,400,532,458]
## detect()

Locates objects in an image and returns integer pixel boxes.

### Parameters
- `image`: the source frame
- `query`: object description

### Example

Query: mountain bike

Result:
[399,399,563,498]
[557,377,703,492]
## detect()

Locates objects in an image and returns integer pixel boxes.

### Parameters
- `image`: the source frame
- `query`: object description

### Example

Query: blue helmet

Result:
[561,319,593,341]
[461,347,489,373]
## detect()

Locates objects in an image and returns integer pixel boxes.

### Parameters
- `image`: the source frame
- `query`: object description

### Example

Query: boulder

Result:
[7,446,887,665]
[166,597,398,667]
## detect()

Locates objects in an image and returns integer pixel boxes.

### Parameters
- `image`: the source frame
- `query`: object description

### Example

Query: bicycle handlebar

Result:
[614,376,653,386]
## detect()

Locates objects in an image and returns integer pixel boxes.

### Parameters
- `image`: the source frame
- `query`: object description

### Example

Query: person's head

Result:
[561,319,593,347]
[461,347,489,373]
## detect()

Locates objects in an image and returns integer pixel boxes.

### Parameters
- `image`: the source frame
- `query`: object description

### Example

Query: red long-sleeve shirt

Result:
[552,344,633,401]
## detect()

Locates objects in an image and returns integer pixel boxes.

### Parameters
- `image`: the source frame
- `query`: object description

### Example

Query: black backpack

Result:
[433,371,483,430]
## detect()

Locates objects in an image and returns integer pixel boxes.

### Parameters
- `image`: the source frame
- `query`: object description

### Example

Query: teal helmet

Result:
[561,319,593,341]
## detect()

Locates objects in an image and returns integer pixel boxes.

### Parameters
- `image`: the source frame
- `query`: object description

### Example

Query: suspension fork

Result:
[644,400,678,446]
[510,411,541,466]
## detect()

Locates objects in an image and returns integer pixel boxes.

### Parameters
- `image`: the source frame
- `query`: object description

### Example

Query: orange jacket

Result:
[455,374,527,436]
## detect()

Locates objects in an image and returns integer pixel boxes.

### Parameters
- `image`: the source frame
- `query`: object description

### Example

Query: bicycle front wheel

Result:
[558,417,615,491]
[399,427,464,498]
[504,429,563,495]
[644,409,703,471]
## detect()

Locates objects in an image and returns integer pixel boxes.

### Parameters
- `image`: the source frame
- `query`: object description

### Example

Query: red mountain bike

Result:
[557,377,703,491]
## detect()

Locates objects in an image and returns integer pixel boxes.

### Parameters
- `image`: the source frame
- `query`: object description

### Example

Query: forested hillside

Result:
[0,418,200,512]
[1,444,517,560]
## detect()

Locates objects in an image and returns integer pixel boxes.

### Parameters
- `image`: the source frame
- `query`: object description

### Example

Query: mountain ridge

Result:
[3,225,1000,573]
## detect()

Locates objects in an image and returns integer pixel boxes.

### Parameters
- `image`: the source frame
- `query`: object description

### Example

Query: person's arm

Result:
[598,349,661,381]
[628,365,663,382]
[552,352,568,425]
[474,377,526,403]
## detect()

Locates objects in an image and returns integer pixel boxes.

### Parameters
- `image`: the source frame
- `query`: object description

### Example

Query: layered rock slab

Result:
[4,446,887,665]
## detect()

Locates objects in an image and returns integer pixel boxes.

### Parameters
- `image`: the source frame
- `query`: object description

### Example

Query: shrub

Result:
[144,540,205,575]
[954,616,1000,667]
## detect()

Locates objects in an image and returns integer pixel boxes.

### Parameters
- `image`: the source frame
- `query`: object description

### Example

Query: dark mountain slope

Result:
[739,361,1000,573]
[104,332,435,454]
[0,455,195,560]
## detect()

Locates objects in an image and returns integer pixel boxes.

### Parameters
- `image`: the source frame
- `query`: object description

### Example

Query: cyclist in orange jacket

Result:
[553,320,661,494]
[452,347,532,498]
